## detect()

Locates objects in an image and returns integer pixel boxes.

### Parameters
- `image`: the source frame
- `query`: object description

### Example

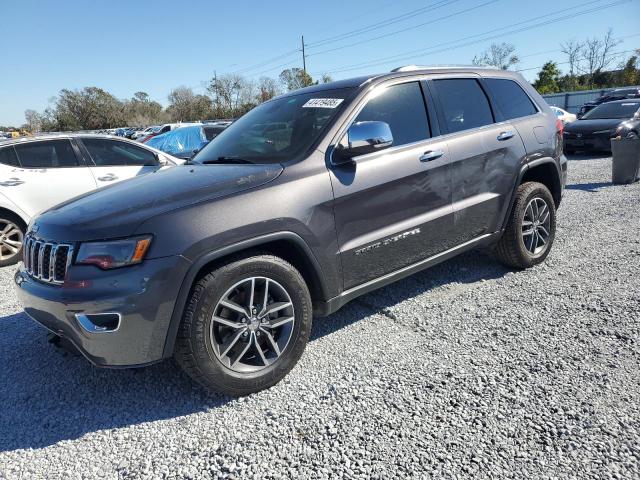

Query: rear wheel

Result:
[175,255,312,396]
[495,182,556,269]
[0,213,25,267]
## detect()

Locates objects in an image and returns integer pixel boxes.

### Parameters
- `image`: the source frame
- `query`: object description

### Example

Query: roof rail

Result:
[390,64,498,72]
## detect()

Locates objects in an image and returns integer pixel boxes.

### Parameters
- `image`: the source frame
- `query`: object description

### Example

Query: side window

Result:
[432,78,494,134]
[484,78,538,120]
[0,146,19,167]
[82,138,157,167]
[354,82,430,146]
[13,140,80,168]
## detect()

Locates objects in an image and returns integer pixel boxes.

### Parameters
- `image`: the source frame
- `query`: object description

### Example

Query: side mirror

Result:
[334,121,393,163]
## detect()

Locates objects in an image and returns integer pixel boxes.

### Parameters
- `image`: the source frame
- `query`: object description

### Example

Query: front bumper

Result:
[564,133,612,152]
[14,255,191,367]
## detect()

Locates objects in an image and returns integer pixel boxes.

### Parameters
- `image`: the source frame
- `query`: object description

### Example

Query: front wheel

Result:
[175,255,312,396]
[495,182,556,269]
[0,213,25,267]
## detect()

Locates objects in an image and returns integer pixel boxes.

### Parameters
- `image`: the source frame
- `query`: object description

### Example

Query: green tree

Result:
[166,86,213,122]
[279,68,314,91]
[533,61,562,94]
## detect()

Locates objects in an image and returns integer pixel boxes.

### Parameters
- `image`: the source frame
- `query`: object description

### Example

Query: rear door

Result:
[4,139,97,217]
[329,80,453,289]
[79,137,162,188]
[429,77,527,242]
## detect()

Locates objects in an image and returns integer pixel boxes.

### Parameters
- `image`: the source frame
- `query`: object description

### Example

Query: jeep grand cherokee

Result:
[15,66,567,395]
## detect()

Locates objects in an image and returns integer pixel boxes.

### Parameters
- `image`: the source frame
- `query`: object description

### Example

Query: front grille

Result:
[23,235,73,284]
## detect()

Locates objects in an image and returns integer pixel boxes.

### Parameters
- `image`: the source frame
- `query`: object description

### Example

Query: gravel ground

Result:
[0,154,639,480]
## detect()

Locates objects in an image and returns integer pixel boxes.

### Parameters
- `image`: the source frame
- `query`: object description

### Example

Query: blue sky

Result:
[1,0,638,125]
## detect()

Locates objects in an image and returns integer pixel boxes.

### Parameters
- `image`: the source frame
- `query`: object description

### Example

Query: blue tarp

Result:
[146,126,207,158]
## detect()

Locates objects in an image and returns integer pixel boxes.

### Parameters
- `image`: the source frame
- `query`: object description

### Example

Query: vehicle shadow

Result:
[565,182,615,192]
[0,251,510,452]
[565,152,611,161]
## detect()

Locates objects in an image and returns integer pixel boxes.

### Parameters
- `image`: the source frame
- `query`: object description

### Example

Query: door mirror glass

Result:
[334,121,393,163]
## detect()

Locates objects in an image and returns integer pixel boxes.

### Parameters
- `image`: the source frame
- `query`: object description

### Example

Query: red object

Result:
[555,118,564,135]
[140,135,154,143]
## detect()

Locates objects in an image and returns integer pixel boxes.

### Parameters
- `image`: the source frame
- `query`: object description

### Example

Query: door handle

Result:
[98,174,118,181]
[497,131,515,141]
[419,150,444,162]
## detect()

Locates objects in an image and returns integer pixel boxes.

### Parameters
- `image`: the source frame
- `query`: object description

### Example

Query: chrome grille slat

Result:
[22,234,73,285]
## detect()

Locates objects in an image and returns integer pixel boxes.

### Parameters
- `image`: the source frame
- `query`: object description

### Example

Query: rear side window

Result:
[82,138,157,166]
[432,79,494,134]
[0,146,19,167]
[484,78,538,120]
[13,140,80,168]
[354,82,430,146]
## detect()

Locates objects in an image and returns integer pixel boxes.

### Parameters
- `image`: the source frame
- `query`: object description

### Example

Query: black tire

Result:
[174,254,312,396]
[0,211,26,268]
[495,182,556,269]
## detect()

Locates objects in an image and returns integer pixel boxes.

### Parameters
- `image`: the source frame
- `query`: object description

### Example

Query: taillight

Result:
[556,118,564,135]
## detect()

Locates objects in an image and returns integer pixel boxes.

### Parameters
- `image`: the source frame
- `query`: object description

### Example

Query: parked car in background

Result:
[132,126,156,140]
[138,123,201,144]
[563,99,640,153]
[0,134,181,266]
[577,87,640,118]
[551,106,576,124]
[146,123,230,160]
[14,66,566,395]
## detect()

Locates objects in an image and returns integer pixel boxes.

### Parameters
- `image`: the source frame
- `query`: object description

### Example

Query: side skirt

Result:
[314,232,501,317]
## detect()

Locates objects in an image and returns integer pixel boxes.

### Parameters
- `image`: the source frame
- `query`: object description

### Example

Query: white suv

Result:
[0,134,180,266]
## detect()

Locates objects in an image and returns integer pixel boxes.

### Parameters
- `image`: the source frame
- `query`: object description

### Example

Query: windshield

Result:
[583,102,640,120]
[193,88,355,164]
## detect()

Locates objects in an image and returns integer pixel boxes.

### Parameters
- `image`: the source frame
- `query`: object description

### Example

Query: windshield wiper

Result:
[201,156,254,165]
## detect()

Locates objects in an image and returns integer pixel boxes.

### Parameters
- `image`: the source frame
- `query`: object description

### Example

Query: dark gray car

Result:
[15,66,567,395]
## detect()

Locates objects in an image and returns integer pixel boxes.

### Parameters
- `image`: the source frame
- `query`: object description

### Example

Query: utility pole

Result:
[301,35,307,74]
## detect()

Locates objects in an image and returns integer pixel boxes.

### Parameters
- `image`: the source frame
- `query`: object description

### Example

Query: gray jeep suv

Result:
[15,66,567,395]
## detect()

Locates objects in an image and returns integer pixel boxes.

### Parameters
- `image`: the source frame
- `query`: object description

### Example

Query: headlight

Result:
[76,236,152,269]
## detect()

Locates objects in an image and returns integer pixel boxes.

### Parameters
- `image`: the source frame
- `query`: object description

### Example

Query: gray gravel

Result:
[0,154,639,480]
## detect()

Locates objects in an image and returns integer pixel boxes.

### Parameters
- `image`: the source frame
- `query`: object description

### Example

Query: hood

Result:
[32,163,283,241]
[564,118,624,133]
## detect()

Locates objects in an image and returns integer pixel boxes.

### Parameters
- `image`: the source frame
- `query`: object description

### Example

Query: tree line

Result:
[472,30,639,94]
[18,68,332,133]
[10,29,638,133]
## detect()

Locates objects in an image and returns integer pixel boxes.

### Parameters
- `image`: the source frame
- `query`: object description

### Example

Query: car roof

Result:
[598,99,640,105]
[278,65,509,98]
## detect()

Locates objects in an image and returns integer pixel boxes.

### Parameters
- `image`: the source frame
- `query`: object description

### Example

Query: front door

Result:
[78,138,161,188]
[4,139,97,218]
[329,81,454,290]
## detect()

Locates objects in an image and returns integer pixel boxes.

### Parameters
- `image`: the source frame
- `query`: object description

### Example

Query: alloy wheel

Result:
[210,276,295,373]
[521,197,551,256]
[0,219,23,263]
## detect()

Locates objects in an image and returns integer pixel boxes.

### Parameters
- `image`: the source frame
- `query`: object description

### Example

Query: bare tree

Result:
[473,43,519,70]
[560,39,584,77]
[24,109,42,133]
[166,86,212,122]
[257,76,281,103]
[579,28,621,88]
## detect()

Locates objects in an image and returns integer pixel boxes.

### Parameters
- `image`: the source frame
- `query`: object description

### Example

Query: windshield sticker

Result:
[303,98,344,109]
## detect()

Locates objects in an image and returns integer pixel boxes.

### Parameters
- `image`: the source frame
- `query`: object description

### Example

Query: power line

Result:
[306,0,463,48]
[228,0,464,76]
[311,0,632,76]
[306,0,499,58]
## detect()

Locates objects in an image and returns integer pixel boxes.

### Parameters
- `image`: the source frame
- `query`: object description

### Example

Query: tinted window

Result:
[13,140,79,168]
[484,78,537,120]
[583,102,640,120]
[0,146,18,167]
[433,79,494,133]
[354,82,429,146]
[82,138,157,166]
[203,126,226,141]
[195,88,355,165]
